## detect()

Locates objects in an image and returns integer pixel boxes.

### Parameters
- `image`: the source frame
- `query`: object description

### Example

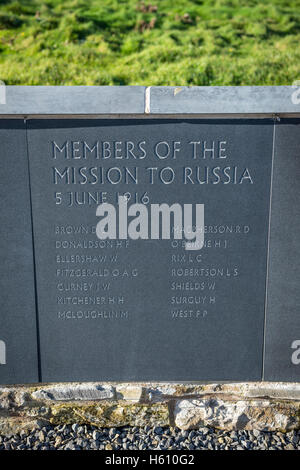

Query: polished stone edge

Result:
[148,86,300,114]
[1,382,300,433]
[0,86,299,115]
[0,86,146,115]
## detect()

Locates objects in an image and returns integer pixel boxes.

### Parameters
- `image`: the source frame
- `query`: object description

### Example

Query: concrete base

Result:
[0,382,300,435]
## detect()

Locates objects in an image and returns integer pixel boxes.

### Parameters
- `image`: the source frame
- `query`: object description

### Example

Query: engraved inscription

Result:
[27,119,273,381]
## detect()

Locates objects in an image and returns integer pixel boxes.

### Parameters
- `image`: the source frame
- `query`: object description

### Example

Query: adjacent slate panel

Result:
[264,118,300,381]
[27,119,273,382]
[0,120,39,384]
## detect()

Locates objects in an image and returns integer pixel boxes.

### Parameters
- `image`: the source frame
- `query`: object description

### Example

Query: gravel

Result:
[0,425,299,450]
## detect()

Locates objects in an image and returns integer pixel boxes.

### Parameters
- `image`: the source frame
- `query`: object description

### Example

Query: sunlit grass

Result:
[0,0,299,85]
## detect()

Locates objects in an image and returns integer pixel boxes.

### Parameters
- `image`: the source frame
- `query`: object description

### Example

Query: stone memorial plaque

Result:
[26,119,274,382]
[0,120,39,384]
[264,118,300,381]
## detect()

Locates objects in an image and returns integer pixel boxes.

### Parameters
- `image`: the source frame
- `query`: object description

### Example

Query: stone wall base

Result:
[1,382,300,435]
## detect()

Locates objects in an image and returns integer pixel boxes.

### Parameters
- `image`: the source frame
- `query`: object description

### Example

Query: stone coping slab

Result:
[0,86,146,115]
[2,381,300,402]
[0,86,299,116]
[148,86,300,115]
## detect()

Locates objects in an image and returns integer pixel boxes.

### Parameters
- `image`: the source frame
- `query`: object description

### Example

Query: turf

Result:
[0,0,299,85]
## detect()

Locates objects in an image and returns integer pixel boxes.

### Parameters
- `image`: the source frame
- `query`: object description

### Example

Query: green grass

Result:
[0,0,299,85]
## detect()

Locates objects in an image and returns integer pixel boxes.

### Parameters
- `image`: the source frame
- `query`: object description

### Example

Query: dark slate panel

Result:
[264,118,300,381]
[0,120,39,384]
[27,119,273,382]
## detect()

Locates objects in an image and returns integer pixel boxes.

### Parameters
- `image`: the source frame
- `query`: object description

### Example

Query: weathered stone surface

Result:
[174,398,300,432]
[49,402,169,428]
[227,383,300,400]
[0,417,49,436]
[144,382,300,402]
[0,388,33,410]
[189,382,300,401]
[1,382,300,434]
[32,384,115,402]
[115,385,144,402]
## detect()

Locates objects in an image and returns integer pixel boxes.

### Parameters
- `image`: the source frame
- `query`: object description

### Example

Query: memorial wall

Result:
[0,86,299,384]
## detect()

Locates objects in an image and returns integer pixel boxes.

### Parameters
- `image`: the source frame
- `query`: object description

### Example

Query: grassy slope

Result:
[0,0,299,85]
